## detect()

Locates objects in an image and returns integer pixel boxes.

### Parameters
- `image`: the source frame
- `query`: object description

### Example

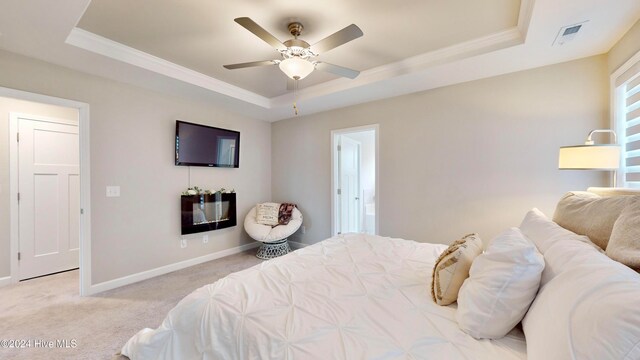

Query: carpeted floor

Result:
[0,251,263,360]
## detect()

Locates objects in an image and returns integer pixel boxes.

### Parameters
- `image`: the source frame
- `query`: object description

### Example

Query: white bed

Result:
[122,234,526,359]
[123,188,640,359]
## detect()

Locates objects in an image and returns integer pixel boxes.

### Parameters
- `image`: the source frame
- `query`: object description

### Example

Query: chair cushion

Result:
[245,206,303,243]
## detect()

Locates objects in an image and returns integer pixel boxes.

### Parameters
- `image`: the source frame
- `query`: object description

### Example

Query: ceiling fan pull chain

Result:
[293,80,299,116]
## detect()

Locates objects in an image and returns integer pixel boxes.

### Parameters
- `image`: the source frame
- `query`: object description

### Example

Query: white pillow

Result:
[255,203,280,226]
[523,234,640,359]
[519,208,596,254]
[519,208,602,287]
[456,227,544,339]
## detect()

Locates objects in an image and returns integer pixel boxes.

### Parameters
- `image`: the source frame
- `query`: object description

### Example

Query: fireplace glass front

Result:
[181,193,236,235]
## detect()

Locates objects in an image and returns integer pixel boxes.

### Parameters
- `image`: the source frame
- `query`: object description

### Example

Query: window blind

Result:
[622,69,640,186]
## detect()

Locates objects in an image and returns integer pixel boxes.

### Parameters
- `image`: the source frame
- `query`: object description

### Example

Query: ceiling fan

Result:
[223,17,363,81]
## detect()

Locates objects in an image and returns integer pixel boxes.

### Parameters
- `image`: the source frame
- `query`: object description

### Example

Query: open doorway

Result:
[331,125,378,236]
[0,88,92,296]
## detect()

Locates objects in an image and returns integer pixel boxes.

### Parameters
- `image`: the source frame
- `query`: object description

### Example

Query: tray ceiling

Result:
[0,0,639,121]
[77,0,520,98]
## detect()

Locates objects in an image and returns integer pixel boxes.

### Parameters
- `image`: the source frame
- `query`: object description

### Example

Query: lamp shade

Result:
[558,145,621,170]
[279,57,314,80]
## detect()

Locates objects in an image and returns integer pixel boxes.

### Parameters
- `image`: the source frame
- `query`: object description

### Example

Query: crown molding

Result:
[270,26,524,108]
[518,0,536,40]
[65,28,271,108]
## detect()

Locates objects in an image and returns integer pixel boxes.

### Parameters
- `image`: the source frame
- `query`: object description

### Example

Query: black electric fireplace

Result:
[181,193,237,235]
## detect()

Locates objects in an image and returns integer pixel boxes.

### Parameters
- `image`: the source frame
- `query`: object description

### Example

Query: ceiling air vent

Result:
[553,21,588,46]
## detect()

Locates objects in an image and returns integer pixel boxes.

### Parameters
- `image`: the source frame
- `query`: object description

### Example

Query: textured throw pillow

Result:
[456,227,544,340]
[431,233,483,306]
[607,196,640,270]
[278,203,297,225]
[553,191,632,250]
[255,203,280,226]
[523,232,640,360]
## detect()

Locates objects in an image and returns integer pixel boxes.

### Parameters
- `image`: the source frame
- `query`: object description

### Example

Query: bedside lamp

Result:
[558,129,621,185]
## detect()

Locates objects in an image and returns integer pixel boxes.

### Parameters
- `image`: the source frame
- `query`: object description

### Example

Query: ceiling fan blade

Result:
[223,60,277,69]
[315,62,360,79]
[234,17,287,51]
[311,24,363,54]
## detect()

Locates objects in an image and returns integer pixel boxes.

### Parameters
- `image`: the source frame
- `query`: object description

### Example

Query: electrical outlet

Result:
[301,226,306,234]
[202,235,209,244]
[180,239,187,248]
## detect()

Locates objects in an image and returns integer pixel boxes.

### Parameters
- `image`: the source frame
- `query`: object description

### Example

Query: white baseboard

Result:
[0,276,12,288]
[87,242,260,296]
[289,241,309,250]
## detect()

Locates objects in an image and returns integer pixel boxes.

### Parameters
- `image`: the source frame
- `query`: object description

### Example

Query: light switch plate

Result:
[106,186,120,197]
[180,239,187,249]
[202,235,209,244]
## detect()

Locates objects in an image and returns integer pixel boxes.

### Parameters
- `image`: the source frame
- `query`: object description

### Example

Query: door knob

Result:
[355,197,359,200]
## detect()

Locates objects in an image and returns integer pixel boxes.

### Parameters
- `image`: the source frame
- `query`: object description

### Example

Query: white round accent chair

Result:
[244,205,303,259]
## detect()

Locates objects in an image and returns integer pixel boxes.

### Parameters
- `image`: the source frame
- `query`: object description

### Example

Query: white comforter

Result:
[122,234,526,359]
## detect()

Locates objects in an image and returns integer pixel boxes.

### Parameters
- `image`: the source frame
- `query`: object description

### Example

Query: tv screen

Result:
[175,120,240,168]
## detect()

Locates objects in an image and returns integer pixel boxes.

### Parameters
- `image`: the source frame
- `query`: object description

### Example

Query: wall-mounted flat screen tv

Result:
[175,120,240,168]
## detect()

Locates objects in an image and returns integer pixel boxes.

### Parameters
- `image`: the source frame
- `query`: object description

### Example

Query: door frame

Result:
[331,124,379,236]
[3,87,92,296]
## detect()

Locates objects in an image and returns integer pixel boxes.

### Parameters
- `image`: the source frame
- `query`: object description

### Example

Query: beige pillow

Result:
[553,192,632,250]
[587,187,640,197]
[256,203,280,226]
[607,196,640,270]
[431,233,483,306]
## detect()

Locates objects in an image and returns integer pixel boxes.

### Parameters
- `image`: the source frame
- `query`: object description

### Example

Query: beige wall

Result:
[0,43,617,282]
[0,50,271,283]
[609,19,640,73]
[272,55,609,246]
[0,98,79,277]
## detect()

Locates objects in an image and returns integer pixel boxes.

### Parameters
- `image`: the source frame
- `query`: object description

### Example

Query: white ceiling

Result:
[0,0,639,122]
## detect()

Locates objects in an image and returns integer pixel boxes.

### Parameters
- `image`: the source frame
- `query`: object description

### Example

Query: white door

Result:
[18,115,79,280]
[339,136,361,234]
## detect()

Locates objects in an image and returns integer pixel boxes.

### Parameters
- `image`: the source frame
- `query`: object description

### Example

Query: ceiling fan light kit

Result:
[279,57,315,80]
[224,17,363,82]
